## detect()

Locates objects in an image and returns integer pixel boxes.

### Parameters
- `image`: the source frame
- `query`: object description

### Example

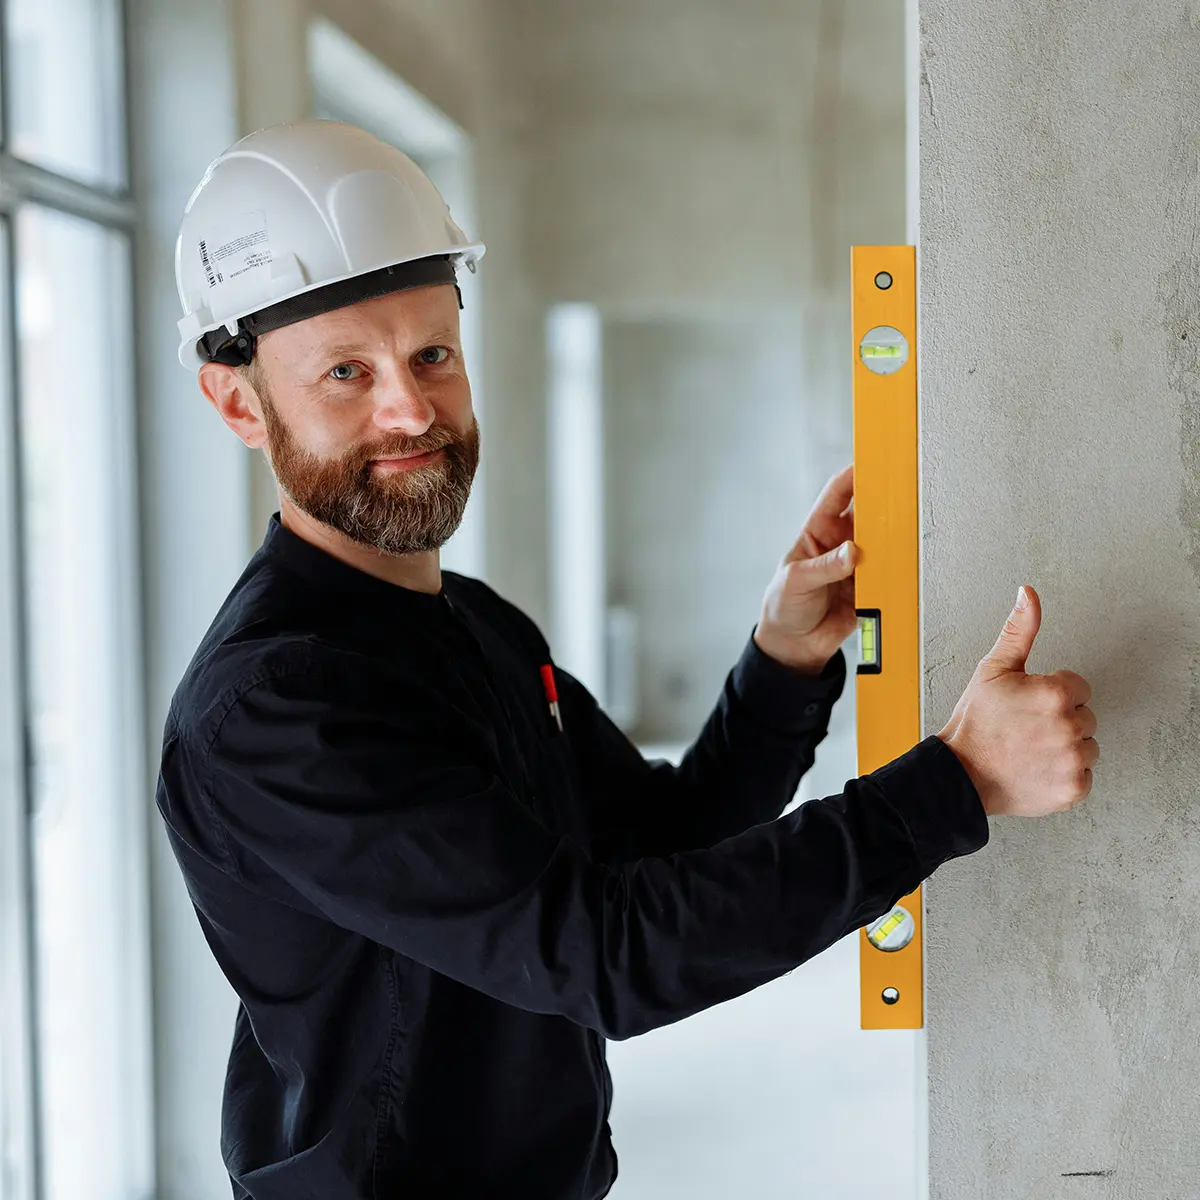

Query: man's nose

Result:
[372,368,437,434]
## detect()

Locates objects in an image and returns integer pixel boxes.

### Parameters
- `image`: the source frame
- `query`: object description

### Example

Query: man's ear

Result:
[198,362,268,450]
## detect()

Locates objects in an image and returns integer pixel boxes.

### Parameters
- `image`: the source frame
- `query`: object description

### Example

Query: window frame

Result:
[0,0,154,1197]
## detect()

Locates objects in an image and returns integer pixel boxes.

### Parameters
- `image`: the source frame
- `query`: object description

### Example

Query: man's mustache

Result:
[349,426,461,465]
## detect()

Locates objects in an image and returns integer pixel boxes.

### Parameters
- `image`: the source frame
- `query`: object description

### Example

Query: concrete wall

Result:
[919,3,1200,1197]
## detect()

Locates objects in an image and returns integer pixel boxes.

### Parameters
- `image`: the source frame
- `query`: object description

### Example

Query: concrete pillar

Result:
[919,3,1200,1196]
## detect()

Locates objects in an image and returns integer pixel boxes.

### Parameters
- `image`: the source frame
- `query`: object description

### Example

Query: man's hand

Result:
[754,465,858,676]
[939,586,1099,816]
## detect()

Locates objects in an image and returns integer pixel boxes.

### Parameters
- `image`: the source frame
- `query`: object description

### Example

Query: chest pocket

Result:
[463,658,582,840]
[531,727,588,843]
[441,590,588,843]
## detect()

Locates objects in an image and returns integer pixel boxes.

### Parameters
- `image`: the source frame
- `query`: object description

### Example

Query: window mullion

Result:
[0,155,134,229]
[0,215,39,1200]
[0,0,9,154]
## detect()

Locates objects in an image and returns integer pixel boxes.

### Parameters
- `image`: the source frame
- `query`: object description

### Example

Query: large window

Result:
[0,2,153,1198]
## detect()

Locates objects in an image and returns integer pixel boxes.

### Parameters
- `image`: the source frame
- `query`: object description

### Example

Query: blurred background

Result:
[0,1,918,1196]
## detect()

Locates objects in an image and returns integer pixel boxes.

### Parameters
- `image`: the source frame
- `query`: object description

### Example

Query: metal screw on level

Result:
[882,987,900,1006]
[875,271,893,290]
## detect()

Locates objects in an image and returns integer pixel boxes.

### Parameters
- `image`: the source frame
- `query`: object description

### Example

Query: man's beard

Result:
[260,393,480,557]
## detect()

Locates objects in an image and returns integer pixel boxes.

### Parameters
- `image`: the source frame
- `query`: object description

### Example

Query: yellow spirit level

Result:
[853,246,923,1031]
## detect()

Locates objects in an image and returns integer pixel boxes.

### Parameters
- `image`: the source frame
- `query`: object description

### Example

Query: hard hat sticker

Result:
[197,211,272,289]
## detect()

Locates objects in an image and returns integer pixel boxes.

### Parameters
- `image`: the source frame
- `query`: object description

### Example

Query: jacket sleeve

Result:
[204,648,988,1041]
[561,634,847,862]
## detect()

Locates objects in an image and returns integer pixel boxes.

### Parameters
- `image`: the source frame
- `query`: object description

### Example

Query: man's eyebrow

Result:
[304,330,461,366]
[418,328,460,346]
[307,343,366,365]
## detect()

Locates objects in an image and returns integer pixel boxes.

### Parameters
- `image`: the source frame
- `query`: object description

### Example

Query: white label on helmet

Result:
[197,210,272,289]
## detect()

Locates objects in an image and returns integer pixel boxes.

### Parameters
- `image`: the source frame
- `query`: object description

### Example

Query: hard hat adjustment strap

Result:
[209,330,257,367]
[197,255,461,365]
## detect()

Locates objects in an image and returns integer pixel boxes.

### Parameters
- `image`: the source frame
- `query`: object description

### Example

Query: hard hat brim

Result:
[177,242,485,370]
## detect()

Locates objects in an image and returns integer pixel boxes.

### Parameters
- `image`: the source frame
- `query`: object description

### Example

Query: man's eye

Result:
[418,346,450,366]
[329,363,363,382]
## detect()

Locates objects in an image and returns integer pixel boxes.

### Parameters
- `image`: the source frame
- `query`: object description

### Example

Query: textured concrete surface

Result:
[919,4,1200,1197]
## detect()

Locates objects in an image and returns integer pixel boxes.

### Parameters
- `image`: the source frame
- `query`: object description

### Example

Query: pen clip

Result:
[540,664,564,733]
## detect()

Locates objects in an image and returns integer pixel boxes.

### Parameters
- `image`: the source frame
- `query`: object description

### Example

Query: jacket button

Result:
[803,702,820,717]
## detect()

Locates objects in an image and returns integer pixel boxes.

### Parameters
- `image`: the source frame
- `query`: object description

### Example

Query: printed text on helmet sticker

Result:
[197,210,273,289]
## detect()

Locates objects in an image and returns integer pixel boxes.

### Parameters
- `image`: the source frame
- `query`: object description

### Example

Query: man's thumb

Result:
[788,540,857,589]
[981,586,1041,676]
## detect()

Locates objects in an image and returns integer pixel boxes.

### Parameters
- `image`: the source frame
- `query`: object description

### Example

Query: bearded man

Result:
[157,121,1098,1200]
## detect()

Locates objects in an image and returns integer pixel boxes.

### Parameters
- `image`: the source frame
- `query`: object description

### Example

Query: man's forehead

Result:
[315,286,457,335]
[276,288,460,361]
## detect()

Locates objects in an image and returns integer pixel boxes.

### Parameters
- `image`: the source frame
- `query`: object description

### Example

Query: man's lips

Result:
[371,448,445,472]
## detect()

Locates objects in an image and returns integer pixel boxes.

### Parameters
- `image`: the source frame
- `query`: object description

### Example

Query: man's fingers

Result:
[1049,669,1092,709]
[787,541,857,589]
[783,466,854,564]
[1075,706,1098,740]
[814,464,854,518]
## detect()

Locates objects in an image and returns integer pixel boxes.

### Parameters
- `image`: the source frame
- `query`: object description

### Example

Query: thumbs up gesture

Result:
[939,587,1099,817]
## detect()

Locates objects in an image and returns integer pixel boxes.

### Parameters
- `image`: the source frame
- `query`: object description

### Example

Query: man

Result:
[158,121,1098,1198]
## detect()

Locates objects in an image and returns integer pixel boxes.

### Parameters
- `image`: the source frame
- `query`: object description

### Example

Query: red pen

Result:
[540,664,563,732]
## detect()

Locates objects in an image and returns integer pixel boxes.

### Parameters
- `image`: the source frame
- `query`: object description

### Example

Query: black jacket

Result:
[156,515,988,1199]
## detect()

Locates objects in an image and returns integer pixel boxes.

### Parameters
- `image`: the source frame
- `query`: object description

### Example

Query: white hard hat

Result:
[174,120,485,370]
